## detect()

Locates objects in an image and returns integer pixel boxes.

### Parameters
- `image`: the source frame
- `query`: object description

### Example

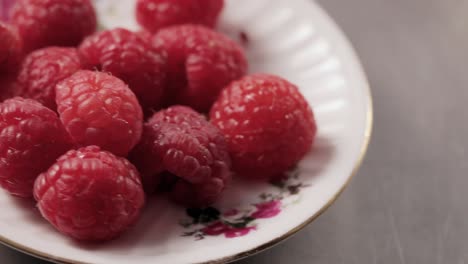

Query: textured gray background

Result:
[3,0,468,263]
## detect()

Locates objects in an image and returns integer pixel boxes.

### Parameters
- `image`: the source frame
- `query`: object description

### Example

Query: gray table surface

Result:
[3,0,467,263]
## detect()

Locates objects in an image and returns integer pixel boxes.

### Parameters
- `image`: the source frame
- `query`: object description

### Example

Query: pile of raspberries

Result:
[0,0,317,242]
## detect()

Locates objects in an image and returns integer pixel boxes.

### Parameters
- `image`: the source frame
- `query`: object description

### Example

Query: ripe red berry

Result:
[152,25,247,112]
[34,146,145,241]
[79,28,167,113]
[210,74,317,180]
[56,70,143,156]
[130,106,231,207]
[0,22,22,75]
[0,97,72,197]
[16,47,82,110]
[0,0,14,21]
[10,0,97,53]
[136,0,224,33]
[0,76,18,102]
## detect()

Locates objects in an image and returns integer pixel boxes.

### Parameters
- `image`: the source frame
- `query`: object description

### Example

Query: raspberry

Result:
[0,76,17,102]
[136,0,224,33]
[152,25,247,112]
[136,30,153,42]
[56,70,143,156]
[0,23,22,101]
[10,0,97,53]
[130,106,231,207]
[16,47,82,110]
[0,22,22,75]
[210,74,317,180]
[0,0,15,21]
[34,146,145,241]
[79,28,167,113]
[0,97,72,197]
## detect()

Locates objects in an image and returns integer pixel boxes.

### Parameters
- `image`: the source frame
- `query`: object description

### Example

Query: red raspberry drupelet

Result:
[10,0,97,52]
[16,47,83,110]
[130,105,231,207]
[136,0,224,33]
[152,25,247,112]
[210,74,317,180]
[0,97,72,197]
[79,28,167,113]
[34,146,145,241]
[55,70,143,156]
[0,22,22,75]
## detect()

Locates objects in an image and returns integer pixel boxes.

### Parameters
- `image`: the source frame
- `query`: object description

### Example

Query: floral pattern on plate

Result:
[180,170,310,240]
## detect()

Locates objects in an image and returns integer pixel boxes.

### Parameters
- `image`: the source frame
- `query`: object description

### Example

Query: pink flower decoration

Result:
[225,226,256,238]
[251,200,282,219]
[0,0,14,21]
[202,221,256,238]
[202,221,230,236]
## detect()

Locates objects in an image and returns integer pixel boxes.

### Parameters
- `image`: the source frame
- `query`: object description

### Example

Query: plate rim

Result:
[0,1,374,263]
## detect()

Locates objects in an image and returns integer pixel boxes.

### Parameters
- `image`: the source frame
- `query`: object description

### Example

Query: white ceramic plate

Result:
[0,0,372,263]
